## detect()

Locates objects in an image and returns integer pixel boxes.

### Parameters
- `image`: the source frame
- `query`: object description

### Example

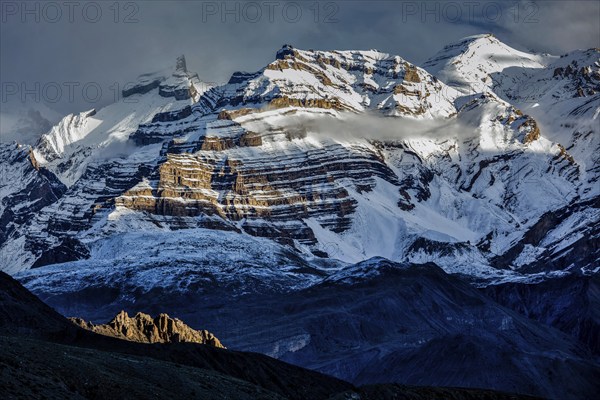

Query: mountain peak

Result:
[276,44,295,59]
[425,33,504,64]
[214,43,457,117]
[461,33,495,43]
[120,54,210,101]
[175,55,188,72]
[423,33,547,94]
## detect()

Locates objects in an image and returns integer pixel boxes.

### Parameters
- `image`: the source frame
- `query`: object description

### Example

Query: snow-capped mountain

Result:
[1,38,598,284]
[424,34,600,196]
[2,35,599,399]
[423,34,599,278]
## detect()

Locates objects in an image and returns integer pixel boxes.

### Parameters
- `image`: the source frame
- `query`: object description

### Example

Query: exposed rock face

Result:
[116,137,397,245]
[70,310,224,348]
[402,63,422,83]
[519,117,541,144]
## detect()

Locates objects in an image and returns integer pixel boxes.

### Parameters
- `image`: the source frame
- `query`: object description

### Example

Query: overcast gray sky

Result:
[1,0,599,141]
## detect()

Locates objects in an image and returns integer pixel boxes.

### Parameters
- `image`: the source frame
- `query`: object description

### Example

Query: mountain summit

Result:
[423,34,548,93]
[175,54,188,72]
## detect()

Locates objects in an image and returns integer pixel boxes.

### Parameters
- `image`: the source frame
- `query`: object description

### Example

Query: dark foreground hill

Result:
[0,271,541,400]
[30,259,600,399]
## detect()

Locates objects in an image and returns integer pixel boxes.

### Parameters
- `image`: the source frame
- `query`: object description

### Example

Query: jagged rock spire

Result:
[70,310,225,347]
[176,55,187,72]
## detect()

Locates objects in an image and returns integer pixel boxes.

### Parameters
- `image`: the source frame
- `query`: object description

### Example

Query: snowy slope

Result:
[17,223,336,300]
[34,55,211,186]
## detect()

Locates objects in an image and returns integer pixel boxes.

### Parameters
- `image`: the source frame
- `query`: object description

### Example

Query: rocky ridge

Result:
[70,310,224,347]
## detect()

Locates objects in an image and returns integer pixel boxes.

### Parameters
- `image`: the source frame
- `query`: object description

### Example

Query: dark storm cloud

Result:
[1,0,598,141]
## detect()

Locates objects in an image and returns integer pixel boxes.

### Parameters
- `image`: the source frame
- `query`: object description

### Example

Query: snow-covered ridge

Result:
[35,109,99,162]
[197,44,460,119]
[423,34,551,95]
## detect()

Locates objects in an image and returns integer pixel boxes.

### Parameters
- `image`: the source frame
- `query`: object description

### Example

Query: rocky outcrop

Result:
[217,108,256,120]
[403,63,422,83]
[519,117,541,144]
[267,96,345,111]
[70,310,224,348]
